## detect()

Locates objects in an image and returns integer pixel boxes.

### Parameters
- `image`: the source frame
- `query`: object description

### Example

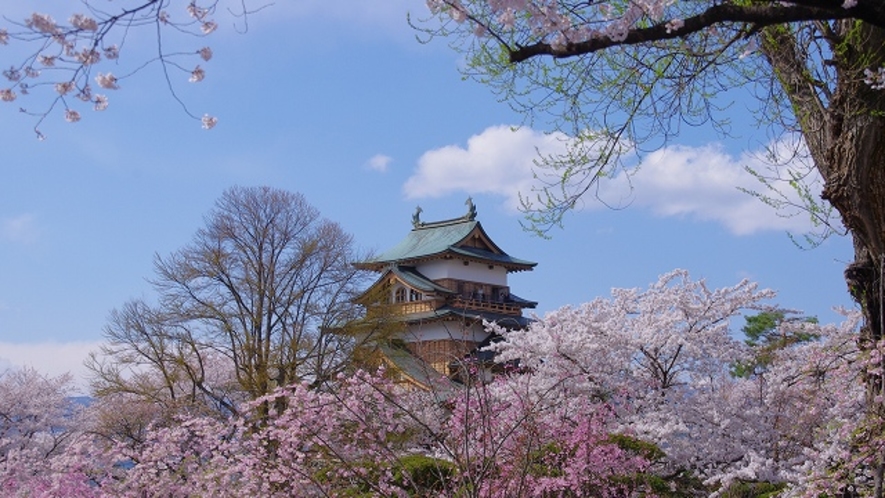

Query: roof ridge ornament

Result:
[412,206,424,229]
[465,197,477,221]
[411,199,477,230]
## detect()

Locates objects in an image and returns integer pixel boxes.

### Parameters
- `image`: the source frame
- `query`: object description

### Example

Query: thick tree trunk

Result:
[764,21,885,324]
[819,22,885,498]
[763,19,885,344]
[822,22,885,347]
[766,20,885,494]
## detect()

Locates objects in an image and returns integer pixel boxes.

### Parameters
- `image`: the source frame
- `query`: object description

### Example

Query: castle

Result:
[355,200,537,389]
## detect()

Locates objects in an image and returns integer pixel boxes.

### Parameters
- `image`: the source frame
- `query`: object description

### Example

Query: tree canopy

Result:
[88,186,380,417]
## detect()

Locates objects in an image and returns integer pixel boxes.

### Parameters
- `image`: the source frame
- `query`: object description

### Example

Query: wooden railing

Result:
[391,301,436,315]
[451,297,521,315]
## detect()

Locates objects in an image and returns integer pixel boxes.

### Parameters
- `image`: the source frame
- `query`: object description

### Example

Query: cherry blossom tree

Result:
[487,271,872,494]
[0,368,80,467]
[85,367,654,497]
[0,368,118,497]
[488,271,768,484]
[1,272,873,496]
[435,372,653,497]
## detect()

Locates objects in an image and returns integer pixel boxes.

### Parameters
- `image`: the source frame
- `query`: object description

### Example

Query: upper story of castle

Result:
[355,199,537,319]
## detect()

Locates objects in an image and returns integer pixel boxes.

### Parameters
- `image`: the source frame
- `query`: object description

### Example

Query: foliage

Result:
[392,455,457,495]
[732,310,819,378]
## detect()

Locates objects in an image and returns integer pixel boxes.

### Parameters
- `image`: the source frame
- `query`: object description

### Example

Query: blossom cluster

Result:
[489,270,866,492]
[0,2,220,136]
[426,0,687,48]
[426,0,877,61]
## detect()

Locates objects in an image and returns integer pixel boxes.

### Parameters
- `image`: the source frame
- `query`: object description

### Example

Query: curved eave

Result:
[398,307,534,329]
[447,247,536,271]
[393,266,457,294]
[358,220,479,267]
[355,265,456,302]
[508,293,538,308]
[356,249,535,273]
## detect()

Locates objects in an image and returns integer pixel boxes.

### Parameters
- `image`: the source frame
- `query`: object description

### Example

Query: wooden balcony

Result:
[391,300,437,315]
[451,296,521,315]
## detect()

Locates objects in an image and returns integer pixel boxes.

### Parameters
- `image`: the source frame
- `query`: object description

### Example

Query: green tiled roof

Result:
[357,219,536,270]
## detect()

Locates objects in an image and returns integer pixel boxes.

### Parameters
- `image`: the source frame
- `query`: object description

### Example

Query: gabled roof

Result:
[356,213,536,272]
[355,265,455,303]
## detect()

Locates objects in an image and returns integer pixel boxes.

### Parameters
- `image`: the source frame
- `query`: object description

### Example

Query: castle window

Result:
[394,288,406,303]
[410,289,423,301]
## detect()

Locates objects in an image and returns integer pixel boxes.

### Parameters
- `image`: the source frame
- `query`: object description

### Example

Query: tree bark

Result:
[764,20,885,343]
[766,23,885,492]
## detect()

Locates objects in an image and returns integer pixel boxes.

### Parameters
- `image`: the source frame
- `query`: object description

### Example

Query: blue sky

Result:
[0,1,854,392]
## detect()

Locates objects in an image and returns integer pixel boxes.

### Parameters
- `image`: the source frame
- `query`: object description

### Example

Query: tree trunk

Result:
[822,22,885,347]
[766,20,885,494]
[820,22,885,498]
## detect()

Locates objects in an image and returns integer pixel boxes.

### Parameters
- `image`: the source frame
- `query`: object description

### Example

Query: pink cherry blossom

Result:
[201,21,217,35]
[103,45,119,60]
[25,13,58,34]
[55,81,74,95]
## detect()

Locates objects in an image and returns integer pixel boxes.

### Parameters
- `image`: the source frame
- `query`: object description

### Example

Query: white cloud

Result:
[404,125,570,210]
[404,125,827,235]
[626,142,824,235]
[1,213,40,244]
[366,154,393,173]
[0,341,104,395]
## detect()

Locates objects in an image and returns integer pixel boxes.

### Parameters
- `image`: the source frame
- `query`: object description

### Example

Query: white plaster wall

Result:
[400,321,491,343]
[417,260,508,285]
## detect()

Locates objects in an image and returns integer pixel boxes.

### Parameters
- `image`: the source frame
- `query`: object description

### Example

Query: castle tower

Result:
[355,199,536,389]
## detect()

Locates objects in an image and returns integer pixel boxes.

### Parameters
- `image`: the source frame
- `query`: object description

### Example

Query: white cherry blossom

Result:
[69,14,98,31]
[201,114,217,129]
[189,65,205,83]
[95,72,119,90]
[64,109,80,122]
[93,94,108,111]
